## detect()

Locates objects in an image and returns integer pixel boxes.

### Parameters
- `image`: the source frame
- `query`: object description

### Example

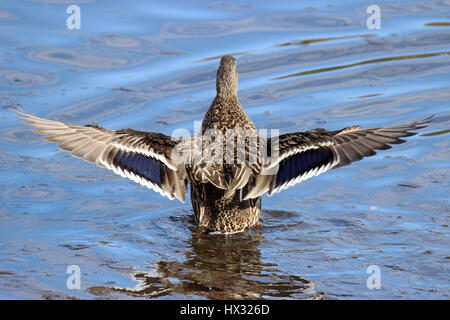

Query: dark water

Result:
[0,0,449,299]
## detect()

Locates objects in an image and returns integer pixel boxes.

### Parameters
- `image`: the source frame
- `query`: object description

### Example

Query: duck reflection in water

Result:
[89,222,321,299]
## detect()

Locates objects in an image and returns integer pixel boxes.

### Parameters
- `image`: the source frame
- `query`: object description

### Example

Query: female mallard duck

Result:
[12,55,430,234]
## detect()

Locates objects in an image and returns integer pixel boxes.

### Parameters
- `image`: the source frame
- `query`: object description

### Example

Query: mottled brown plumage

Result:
[189,56,262,233]
[11,55,431,234]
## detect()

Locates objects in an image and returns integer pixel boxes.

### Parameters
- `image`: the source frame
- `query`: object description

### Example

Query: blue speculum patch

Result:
[114,151,161,185]
[276,148,333,187]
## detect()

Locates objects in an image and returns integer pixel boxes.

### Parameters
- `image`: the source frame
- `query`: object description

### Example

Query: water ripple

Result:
[0,70,58,87]
[27,48,129,70]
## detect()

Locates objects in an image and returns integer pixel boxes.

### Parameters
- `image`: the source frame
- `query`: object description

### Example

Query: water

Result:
[0,0,449,299]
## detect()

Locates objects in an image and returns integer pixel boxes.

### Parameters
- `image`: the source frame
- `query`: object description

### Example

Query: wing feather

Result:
[244,117,431,199]
[12,108,187,202]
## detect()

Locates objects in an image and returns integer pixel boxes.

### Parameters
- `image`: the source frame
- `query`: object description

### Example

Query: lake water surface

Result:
[0,0,449,299]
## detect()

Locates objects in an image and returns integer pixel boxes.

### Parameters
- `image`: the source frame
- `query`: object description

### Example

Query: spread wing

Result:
[12,108,188,202]
[243,117,432,199]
